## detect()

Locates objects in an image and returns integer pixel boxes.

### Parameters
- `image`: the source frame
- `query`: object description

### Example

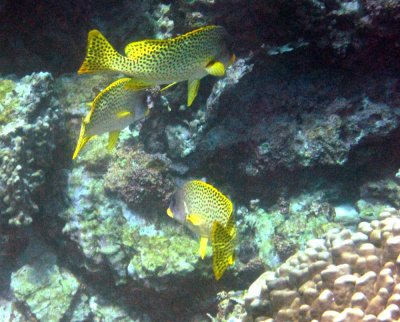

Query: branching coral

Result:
[244,208,400,321]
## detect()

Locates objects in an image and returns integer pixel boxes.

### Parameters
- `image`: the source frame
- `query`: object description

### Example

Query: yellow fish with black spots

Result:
[72,78,147,160]
[78,25,236,107]
[167,180,236,280]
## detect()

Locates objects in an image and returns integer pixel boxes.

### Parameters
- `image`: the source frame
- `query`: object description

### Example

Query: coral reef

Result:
[11,252,80,321]
[237,193,338,269]
[243,208,400,321]
[0,72,62,227]
[104,147,175,215]
[1,1,400,321]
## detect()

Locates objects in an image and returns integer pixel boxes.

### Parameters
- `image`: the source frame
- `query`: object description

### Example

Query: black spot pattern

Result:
[183,180,232,236]
[211,219,236,280]
[86,78,136,136]
[124,25,230,81]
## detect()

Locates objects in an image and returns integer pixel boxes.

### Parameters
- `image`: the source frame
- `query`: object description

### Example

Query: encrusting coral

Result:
[244,208,400,321]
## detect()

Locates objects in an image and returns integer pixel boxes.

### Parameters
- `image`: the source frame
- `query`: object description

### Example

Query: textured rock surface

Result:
[0,72,63,227]
[104,147,175,215]
[241,209,400,321]
[11,252,80,321]
[1,1,400,321]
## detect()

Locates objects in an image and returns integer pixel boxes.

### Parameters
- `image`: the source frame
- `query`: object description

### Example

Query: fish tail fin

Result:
[72,120,91,160]
[78,30,125,74]
[211,220,236,280]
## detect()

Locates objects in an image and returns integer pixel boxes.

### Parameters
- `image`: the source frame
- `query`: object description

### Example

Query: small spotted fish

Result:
[72,78,147,159]
[78,26,236,106]
[167,180,236,280]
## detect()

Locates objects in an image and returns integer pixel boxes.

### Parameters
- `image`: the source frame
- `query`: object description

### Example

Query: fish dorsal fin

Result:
[107,130,120,151]
[124,39,166,60]
[186,213,204,226]
[187,79,200,107]
[206,61,225,77]
[211,220,236,280]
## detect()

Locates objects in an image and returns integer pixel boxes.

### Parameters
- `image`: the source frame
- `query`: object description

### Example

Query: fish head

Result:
[167,188,187,225]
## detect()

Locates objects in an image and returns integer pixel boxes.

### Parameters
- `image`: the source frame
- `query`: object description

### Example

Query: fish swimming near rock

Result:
[167,180,236,280]
[78,25,236,106]
[72,78,147,159]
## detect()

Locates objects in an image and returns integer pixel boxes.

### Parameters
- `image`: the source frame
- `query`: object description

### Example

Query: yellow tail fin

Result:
[78,30,122,74]
[211,219,236,280]
[72,120,91,160]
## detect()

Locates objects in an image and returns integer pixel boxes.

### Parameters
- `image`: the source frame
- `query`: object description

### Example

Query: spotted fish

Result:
[167,180,236,280]
[72,78,147,159]
[78,26,236,106]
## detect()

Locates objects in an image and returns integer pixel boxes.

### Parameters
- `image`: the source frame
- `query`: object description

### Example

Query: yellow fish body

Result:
[167,180,236,280]
[78,26,236,106]
[72,78,147,159]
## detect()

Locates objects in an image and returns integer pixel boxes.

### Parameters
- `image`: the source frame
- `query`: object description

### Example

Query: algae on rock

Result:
[10,253,80,322]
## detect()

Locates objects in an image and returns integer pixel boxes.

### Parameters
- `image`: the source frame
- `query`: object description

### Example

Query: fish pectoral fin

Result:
[187,79,200,107]
[199,237,208,259]
[167,208,174,218]
[211,221,236,280]
[107,130,120,151]
[124,79,153,91]
[186,213,204,226]
[160,82,178,92]
[116,110,132,119]
[206,61,225,77]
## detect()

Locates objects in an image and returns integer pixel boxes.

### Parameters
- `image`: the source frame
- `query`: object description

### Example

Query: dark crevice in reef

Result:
[198,127,400,208]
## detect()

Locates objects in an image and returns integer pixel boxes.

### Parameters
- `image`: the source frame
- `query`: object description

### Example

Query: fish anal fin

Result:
[116,110,132,119]
[124,79,153,91]
[187,79,200,107]
[107,130,120,151]
[206,61,225,77]
[199,237,208,259]
[72,120,92,160]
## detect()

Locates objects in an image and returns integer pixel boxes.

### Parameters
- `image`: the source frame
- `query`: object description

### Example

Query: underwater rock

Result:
[360,178,400,208]
[10,252,80,321]
[0,299,25,322]
[237,192,338,269]
[240,208,400,321]
[182,57,400,202]
[55,144,220,320]
[334,204,360,224]
[104,147,175,215]
[0,72,62,227]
